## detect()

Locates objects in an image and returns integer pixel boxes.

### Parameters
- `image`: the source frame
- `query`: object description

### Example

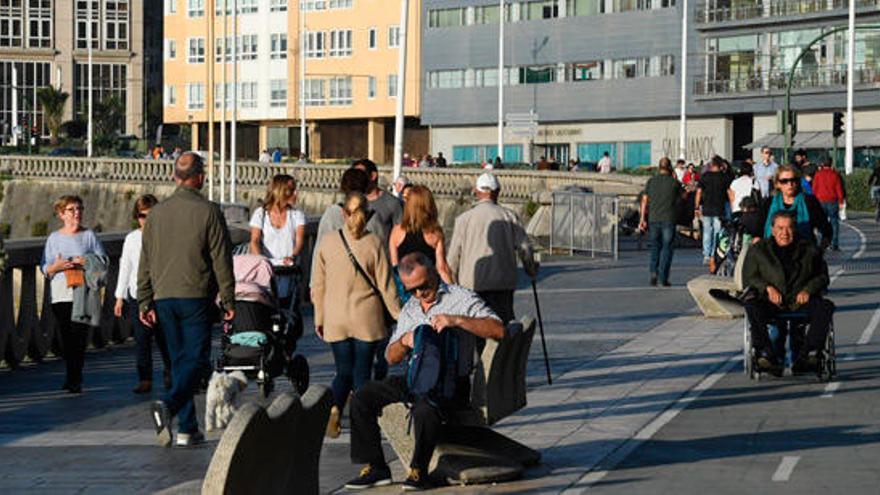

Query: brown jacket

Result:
[311,229,401,343]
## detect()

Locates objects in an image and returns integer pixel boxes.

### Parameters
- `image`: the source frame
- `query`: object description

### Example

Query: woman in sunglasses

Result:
[114,194,171,394]
[762,164,831,247]
[41,195,106,393]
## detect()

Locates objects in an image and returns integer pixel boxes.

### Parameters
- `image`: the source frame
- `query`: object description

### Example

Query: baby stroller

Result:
[710,217,746,277]
[215,254,309,398]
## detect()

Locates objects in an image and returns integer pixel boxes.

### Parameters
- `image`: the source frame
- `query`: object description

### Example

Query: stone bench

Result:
[687,243,750,318]
[378,316,541,486]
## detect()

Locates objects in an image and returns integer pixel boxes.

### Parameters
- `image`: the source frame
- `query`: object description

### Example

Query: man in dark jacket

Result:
[743,211,834,375]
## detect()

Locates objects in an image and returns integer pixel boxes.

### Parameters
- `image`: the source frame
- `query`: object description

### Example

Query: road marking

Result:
[514,286,687,295]
[772,456,801,482]
[829,267,845,285]
[821,382,841,398]
[849,222,867,259]
[857,304,880,345]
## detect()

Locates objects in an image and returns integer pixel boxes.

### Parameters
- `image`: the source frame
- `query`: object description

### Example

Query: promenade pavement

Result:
[1,218,877,494]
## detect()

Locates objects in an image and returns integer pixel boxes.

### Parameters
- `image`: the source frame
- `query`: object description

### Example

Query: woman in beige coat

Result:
[312,192,401,437]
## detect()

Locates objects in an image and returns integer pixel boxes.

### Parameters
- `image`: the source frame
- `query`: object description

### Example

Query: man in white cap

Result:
[448,173,538,324]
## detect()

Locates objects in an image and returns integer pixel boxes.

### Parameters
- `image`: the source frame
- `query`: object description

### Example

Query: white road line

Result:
[821,382,841,399]
[568,355,738,492]
[772,456,801,482]
[857,304,880,345]
[829,267,845,285]
[849,222,867,259]
[514,286,686,295]
[842,353,858,362]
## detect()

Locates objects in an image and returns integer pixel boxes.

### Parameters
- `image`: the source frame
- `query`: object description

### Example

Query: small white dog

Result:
[205,371,248,432]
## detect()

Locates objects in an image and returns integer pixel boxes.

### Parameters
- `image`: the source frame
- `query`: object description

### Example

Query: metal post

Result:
[87,0,93,157]
[679,0,688,160]
[208,0,215,201]
[591,194,597,258]
[549,192,554,254]
[392,0,409,181]
[569,193,574,256]
[11,65,18,147]
[231,0,238,202]
[845,0,855,175]
[220,0,227,202]
[299,3,306,158]
[497,0,504,163]
[613,197,619,260]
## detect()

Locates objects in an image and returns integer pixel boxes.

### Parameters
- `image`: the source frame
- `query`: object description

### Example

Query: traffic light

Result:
[832,111,844,138]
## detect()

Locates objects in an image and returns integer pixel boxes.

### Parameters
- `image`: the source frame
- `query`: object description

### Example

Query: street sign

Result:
[506,112,539,139]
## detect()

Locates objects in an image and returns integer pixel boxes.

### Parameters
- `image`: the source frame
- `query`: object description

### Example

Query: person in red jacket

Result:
[811,157,845,251]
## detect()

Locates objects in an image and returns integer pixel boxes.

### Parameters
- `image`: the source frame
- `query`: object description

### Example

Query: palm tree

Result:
[36,86,69,146]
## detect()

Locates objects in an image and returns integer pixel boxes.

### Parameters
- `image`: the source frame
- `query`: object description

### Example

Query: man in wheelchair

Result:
[742,211,834,376]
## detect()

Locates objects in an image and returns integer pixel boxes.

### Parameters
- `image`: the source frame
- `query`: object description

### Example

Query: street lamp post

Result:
[87,0,93,158]
[845,0,855,175]
[679,0,688,160]
[496,0,504,163]
[392,0,409,181]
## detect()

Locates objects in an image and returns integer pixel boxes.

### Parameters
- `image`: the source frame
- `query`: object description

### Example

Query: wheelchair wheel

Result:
[743,319,758,380]
[287,354,309,395]
[819,324,836,381]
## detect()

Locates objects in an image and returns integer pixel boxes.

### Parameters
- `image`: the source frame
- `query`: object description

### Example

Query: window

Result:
[520,65,556,84]
[214,83,232,108]
[187,82,205,109]
[0,1,24,47]
[429,8,465,28]
[187,0,204,17]
[240,81,257,108]
[303,78,325,105]
[238,34,257,60]
[188,37,205,63]
[27,0,52,48]
[387,74,398,97]
[165,39,177,59]
[571,61,602,81]
[328,0,352,7]
[239,0,258,13]
[74,63,127,121]
[104,0,130,50]
[0,61,52,135]
[388,25,399,48]
[165,0,177,14]
[305,31,324,58]
[270,0,287,11]
[367,76,376,98]
[301,0,326,11]
[566,0,603,16]
[427,69,464,89]
[270,79,286,107]
[481,144,524,163]
[328,76,352,105]
[623,141,651,168]
[576,142,617,165]
[164,84,176,105]
[75,1,99,49]
[368,27,376,49]
[329,29,352,57]
[522,0,559,20]
[453,145,479,163]
[271,33,287,59]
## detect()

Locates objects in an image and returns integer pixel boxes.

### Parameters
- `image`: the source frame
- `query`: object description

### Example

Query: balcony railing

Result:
[696,0,879,24]
[693,65,880,96]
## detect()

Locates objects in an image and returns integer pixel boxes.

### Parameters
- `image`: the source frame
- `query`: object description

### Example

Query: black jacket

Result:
[743,238,829,310]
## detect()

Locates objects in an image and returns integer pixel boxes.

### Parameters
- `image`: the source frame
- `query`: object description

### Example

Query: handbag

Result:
[65,267,85,288]
[338,229,396,327]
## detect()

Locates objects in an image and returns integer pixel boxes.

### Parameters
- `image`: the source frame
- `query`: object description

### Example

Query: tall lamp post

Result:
[496,0,504,163]
[844,0,855,175]
[679,0,688,160]
[392,0,409,182]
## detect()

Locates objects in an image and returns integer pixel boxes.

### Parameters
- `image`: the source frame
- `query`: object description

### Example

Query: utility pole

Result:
[392,0,409,181]
[87,0,94,157]
[207,1,216,201]
[299,4,306,159]
[679,0,688,160]
[496,0,504,163]
[221,0,227,202]
[845,0,855,175]
[231,0,238,203]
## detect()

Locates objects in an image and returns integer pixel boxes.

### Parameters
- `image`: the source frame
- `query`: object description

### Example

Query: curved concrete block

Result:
[687,274,744,318]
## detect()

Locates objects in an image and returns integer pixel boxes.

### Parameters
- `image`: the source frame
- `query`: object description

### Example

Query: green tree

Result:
[93,96,125,155]
[36,86,70,146]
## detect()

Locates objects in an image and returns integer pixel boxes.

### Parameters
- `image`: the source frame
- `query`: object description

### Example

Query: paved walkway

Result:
[1,218,876,493]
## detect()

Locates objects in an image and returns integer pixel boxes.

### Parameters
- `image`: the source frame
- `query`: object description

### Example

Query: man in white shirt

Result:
[728,163,755,214]
[259,150,271,163]
[598,152,613,174]
[754,147,778,199]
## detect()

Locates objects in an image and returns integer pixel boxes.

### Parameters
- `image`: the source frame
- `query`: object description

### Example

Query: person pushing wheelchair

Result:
[742,210,834,376]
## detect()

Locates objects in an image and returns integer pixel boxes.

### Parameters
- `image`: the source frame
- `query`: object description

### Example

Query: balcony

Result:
[695,0,879,24]
[693,64,880,96]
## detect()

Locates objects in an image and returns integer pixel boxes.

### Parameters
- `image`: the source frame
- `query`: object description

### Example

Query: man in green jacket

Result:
[743,211,834,375]
[138,151,235,448]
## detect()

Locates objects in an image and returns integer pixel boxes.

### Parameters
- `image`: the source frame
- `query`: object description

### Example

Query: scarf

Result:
[764,192,811,240]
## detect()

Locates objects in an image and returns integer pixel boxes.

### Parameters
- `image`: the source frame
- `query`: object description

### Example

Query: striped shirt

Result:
[388,283,500,376]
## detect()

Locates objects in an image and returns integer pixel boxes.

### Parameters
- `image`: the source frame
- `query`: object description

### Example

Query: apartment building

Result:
[422,0,880,167]
[163,0,425,162]
[0,0,158,143]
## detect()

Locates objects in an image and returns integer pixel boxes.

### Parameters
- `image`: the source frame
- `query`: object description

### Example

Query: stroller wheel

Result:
[288,354,309,395]
[260,378,274,398]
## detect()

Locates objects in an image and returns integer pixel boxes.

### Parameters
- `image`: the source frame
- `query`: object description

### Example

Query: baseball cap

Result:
[395,174,410,186]
[476,173,500,192]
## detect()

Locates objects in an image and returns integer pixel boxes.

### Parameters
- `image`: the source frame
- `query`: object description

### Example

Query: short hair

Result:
[710,155,724,169]
[738,163,753,177]
[794,149,807,157]
[132,194,159,220]
[53,195,83,215]
[174,152,205,180]
[658,157,673,172]
[676,158,686,166]
[351,158,378,177]
[771,210,796,227]
[340,167,369,194]
[398,251,436,277]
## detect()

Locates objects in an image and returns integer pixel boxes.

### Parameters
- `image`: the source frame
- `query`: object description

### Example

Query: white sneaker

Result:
[176,431,205,447]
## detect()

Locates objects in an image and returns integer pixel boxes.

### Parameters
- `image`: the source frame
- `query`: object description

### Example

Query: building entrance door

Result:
[537,143,570,165]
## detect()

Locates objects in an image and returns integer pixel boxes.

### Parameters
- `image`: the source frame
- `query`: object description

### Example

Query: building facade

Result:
[0,0,157,144]
[163,0,425,162]
[421,0,880,168]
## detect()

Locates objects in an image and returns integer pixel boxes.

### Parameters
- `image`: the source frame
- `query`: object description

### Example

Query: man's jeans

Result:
[648,221,675,283]
[701,215,722,259]
[155,298,213,434]
[821,202,840,248]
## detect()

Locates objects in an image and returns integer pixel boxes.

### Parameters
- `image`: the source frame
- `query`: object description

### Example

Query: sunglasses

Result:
[777,178,798,185]
[408,281,434,295]
[64,206,84,213]
[136,212,149,219]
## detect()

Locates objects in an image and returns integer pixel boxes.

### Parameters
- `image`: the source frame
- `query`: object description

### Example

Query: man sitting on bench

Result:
[345,252,504,491]
[743,211,834,376]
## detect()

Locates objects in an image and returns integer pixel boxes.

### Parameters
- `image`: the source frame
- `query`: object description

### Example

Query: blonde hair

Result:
[401,185,440,235]
[775,163,801,182]
[343,192,369,239]
[262,174,296,213]
[53,195,83,215]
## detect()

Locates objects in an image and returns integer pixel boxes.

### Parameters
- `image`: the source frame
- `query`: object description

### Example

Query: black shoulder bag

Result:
[338,229,396,327]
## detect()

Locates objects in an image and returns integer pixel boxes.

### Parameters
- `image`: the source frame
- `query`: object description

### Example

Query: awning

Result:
[744,130,880,149]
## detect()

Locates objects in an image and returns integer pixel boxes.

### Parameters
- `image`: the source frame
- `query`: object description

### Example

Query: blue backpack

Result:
[406,324,459,405]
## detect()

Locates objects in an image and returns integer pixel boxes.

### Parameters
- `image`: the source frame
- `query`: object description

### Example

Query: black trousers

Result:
[476,290,515,324]
[127,299,171,382]
[52,302,90,387]
[744,296,834,355]
[350,375,442,472]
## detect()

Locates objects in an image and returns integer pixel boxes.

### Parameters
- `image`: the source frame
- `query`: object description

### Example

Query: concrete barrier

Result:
[687,275,744,318]
[378,317,541,485]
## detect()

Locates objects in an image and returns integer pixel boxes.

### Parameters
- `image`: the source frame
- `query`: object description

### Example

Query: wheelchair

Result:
[743,311,836,381]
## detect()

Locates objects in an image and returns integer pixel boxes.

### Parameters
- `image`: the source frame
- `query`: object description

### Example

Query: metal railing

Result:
[550,190,619,259]
[696,0,879,24]
[693,65,880,96]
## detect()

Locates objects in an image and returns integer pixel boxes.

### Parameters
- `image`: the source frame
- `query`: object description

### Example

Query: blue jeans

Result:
[648,221,675,283]
[127,299,171,382]
[155,298,213,434]
[701,215,722,259]
[821,202,840,248]
[330,338,380,409]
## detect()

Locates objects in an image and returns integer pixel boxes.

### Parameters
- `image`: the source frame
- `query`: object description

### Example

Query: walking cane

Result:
[531,278,552,385]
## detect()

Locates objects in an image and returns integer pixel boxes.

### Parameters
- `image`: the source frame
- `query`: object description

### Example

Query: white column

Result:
[392,0,409,181]
[87,1,94,157]
[11,65,18,147]
[497,0,504,162]
[299,5,306,157]
[679,0,688,160]
[231,0,238,202]
[844,0,855,175]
